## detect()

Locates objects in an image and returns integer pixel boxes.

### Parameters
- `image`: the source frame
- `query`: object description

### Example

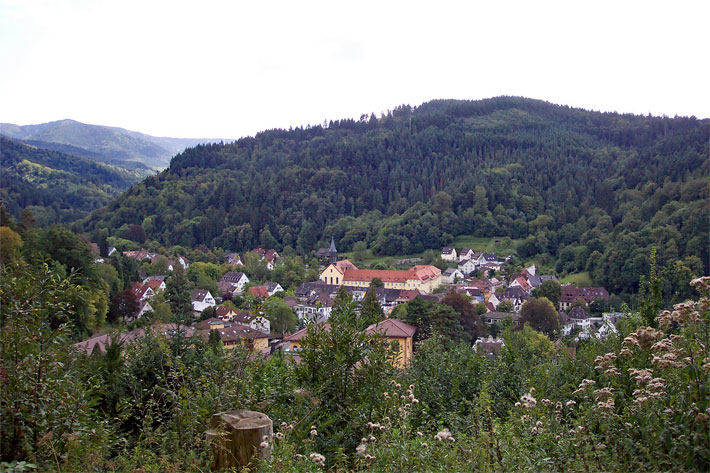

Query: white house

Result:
[458,248,474,262]
[441,247,458,262]
[442,267,464,284]
[220,271,250,292]
[488,292,501,308]
[191,289,216,315]
[264,281,284,296]
[560,307,592,337]
[234,311,271,334]
[458,259,476,276]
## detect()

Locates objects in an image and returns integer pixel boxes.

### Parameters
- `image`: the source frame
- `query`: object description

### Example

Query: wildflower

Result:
[409,384,415,390]
[531,427,538,435]
[435,428,452,441]
[379,425,386,432]
[356,443,367,456]
[555,401,563,410]
[572,379,596,396]
[384,392,390,399]
[596,443,607,451]
[542,399,552,406]
[361,437,368,443]
[690,276,710,292]
[593,387,614,401]
[309,453,326,466]
[275,432,284,440]
[395,383,401,389]
[260,441,269,448]
[515,402,522,408]
[628,368,653,386]
[448,436,456,442]
[604,367,620,376]
[520,392,537,408]
[536,421,543,428]
[416,431,423,437]
[369,435,376,442]
[421,443,428,448]
[310,427,318,437]
[412,398,419,404]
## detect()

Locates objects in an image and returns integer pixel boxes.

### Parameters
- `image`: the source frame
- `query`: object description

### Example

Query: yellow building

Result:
[282,320,415,368]
[366,319,417,368]
[320,260,442,294]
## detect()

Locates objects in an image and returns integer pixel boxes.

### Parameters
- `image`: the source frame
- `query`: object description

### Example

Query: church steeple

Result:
[328,237,337,264]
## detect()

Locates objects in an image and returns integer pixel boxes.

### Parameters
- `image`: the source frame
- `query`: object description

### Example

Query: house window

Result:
[336,277,339,284]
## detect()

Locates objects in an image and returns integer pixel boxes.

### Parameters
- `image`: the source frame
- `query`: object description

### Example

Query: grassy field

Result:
[338,236,522,270]
[448,235,521,255]
[337,251,427,269]
[560,272,594,286]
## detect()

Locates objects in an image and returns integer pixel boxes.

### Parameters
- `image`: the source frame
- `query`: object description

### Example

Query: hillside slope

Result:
[0,119,223,173]
[84,97,709,296]
[0,137,141,225]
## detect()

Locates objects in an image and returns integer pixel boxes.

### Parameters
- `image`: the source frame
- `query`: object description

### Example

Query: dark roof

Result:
[484,311,520,322]
[567,306,590,320]
[503,286,530,299]
[191,289,210,302]
[329,237,337,253]
[441,247,455,254]
[560,286,610,303]
[221,271,246,283]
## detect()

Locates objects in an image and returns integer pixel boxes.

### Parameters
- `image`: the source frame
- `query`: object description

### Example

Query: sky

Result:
[1,0,708,139]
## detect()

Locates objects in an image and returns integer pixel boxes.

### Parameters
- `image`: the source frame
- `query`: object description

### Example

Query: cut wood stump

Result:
[206,410,273,471]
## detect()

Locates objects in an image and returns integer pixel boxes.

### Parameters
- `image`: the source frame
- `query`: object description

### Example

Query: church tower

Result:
[328,237,337,265]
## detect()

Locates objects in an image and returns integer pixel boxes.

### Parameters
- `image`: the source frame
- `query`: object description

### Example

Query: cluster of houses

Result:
[123,250,190,271]
[225,248,280,270]
[439,246,616,341]
[79,238,621,370]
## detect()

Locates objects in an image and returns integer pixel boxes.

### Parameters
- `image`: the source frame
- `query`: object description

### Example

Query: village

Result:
[75,237,620,366]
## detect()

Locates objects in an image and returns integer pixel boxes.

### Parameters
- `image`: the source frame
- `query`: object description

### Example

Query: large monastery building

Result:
[319,238,442,294]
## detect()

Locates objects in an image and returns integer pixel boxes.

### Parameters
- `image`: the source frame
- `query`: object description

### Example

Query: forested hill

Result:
[0,137,141,225]
[0,119,223,174]
[84,97,709,296]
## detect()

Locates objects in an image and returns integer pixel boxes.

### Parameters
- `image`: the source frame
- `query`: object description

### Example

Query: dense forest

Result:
[84,97,709,298]
[0,137,140,225]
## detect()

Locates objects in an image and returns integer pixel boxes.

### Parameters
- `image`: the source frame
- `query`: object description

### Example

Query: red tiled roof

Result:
[216,306,235,318]
[247,286,269,298]
[284,323,331,342]
[366,319,416,338]
[342,265,440,284]
[144,280,164,291]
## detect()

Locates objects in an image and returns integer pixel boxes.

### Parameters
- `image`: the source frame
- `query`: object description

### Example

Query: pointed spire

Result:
[328,237,337,264]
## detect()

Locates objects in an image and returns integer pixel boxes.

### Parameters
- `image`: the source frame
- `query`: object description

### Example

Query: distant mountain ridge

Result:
[0,136,141,225]
[0,119,228,174]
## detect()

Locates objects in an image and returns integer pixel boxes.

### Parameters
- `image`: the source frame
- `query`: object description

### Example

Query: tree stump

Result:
[206,410,273,471]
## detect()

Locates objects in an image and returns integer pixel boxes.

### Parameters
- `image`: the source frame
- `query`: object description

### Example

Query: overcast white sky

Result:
[1,0,708,138]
